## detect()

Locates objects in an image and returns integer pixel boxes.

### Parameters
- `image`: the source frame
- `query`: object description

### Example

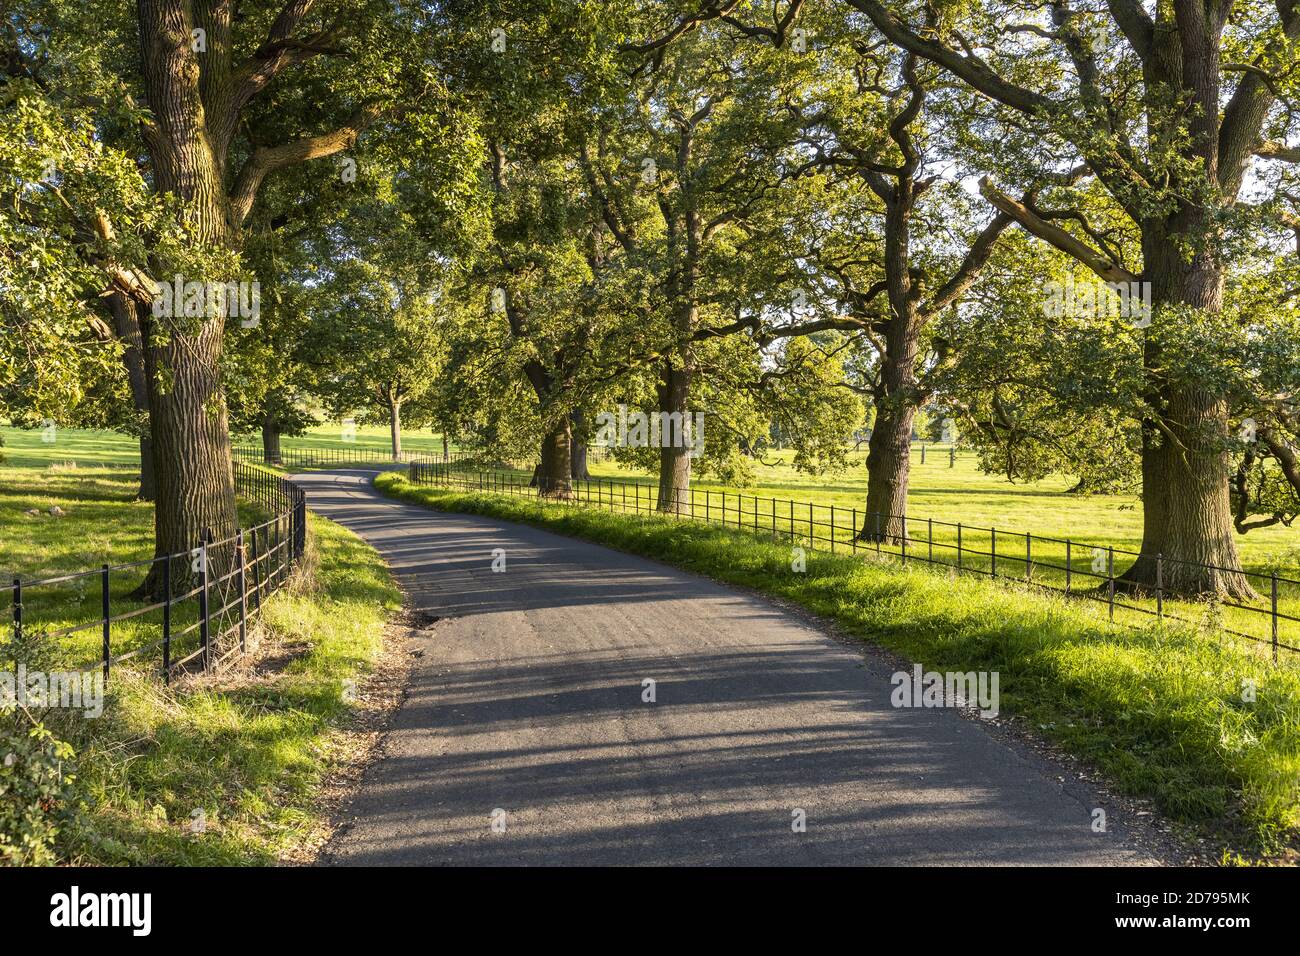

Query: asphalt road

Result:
[299,467,1158,866]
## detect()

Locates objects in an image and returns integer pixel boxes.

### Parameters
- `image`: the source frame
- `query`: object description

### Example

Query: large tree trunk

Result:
[441,432,449,461]
[537,419,572,498]
[1119,236,1255,598]
[389,400,402,460]
[570,409,590,480]
[656,362,692,513]
[136,316,238,597]
[861,402,917,544]
[855,146,927,545]
[133,0,240,598]
[261,414,282,464]
[860,290,921,542]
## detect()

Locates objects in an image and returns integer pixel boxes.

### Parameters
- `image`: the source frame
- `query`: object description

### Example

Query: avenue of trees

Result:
[3,0,1299,598]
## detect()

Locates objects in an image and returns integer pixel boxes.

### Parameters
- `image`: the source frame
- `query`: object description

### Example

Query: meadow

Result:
[7,420,1295,573]
[7,422,1298,656]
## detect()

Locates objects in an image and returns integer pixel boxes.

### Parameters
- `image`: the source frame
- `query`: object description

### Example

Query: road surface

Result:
[298,467,1158,866]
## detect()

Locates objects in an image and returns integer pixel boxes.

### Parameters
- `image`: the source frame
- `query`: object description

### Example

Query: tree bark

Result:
[570,409,590,480]
[136,313,238,597]
[656,361,692,513]
[537,419,573,498]
[261,413,282,464]
[1119,239,1255,598]
[389,400,402,460]
[133,0,239,597]
[137,436,157,501]
[861,399,917,543]
[108,293,155,501]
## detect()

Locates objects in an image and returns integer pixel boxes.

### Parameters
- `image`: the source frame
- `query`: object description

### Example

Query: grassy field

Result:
[583,446,1298,573]
[0,420,449,469]
[237,422,449,458]
[376,471,1300,860]
[10,421,1295,567]
[8,421,1297,648]
[1,426,401,864]
[437,448,1300,656]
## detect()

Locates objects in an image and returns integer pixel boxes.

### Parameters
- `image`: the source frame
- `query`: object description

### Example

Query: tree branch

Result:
[228,106,383,224]
[978,176,1139,285]
[1258,139,1300,163]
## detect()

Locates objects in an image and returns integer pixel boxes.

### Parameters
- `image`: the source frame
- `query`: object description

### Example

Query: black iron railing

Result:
[409,459,1299,661]
[3,462,307,683]
[231,444,427,469]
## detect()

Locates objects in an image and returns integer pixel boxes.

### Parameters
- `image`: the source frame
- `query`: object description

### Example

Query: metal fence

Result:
[232,444,427,469]
[3,462,307,684]
[409,459,1299,662]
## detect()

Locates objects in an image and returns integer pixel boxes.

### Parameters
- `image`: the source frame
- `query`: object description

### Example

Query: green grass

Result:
[582,445,1298,573]
[53,512,401,864]
[460,449,1300,653]
[1,433,402,865]
[0,462,293,667]
[237,422,451,458]
[1,425,144,468]
[375,470,1300,859]
[0,421,451,469]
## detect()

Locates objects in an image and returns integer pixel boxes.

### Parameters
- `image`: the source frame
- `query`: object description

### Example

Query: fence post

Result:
[199,534,210,671]
[900,516,907,566]
[1025,532,1032,582]
[237,529,247,655]
[928,518,933,563]
[1156,553,1164,623]
[250,528,262,611]
[162,558,171,684]
[101,564,110,682]
[991,527,997,578]
[808,502,814,546]
[1272,573,1279,663]
[1107,547,1115,621]
[957,523,963,571]
[851,509,857,553]
[921,444,926,464]
[949,446,955,468]
[830,506,835,553]
[11,578,20,667]
[295,493,306,561]
[1065,539,1072,593]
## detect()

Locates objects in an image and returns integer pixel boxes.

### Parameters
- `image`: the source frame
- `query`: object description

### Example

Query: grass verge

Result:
[57,512,400,864]
[375,471,1300,861]
[2,464,401,865]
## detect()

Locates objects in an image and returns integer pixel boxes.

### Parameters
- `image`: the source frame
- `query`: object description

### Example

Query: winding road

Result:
[298,467,1158,866]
